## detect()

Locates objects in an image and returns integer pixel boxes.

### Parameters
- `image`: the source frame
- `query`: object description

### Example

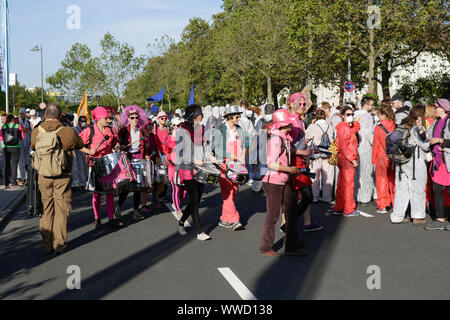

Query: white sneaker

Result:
[197,232,211,241]
[178,225,187,236]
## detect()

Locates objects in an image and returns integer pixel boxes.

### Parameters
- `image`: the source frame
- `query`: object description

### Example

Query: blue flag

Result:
[147,86,165,102]
[188,84,195,106]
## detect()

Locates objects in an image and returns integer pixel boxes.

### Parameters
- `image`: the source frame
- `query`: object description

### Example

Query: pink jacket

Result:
[263,129,292,185]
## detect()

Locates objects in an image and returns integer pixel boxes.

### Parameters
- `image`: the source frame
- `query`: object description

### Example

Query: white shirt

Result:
[129,128,141,153]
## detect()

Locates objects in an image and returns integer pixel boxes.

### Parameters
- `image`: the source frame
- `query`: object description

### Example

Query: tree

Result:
[46,43,105,100]
[99,32,144,108]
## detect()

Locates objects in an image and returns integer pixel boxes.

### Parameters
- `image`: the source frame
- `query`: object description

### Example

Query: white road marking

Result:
[218,267,258,300]
[358,211,375,218]
[164,203,191,227]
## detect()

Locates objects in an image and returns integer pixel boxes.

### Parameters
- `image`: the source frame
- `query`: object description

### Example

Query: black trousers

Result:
[3,147,19,186]
[180,179,204,234]
[432,182,450,219]
[118,191,141,211]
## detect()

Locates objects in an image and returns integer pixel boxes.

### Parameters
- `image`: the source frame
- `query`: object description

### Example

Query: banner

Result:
[188,84,195,106]
[77,92,91,124]
[147,86,165,102]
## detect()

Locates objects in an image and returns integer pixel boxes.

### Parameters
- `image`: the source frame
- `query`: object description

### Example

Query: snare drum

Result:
[97,152,134,190]
[225,161,249,185]
[128,159,150,191]
[156,165,169,185]
[193,164,221,185]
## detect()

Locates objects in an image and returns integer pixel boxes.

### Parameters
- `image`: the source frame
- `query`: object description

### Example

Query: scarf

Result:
[433,115,448,168]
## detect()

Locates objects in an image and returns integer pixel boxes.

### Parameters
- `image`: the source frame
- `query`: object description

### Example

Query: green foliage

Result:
[398,73,450,105]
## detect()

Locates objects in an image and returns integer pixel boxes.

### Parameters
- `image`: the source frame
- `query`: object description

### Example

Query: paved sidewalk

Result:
[0,177,26,230]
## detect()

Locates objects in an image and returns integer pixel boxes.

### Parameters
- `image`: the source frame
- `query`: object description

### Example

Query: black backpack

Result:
[317,124,332,155]
[382,124,415,164]
[3,124,19,146]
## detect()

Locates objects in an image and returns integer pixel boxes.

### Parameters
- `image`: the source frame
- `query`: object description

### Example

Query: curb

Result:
[0,190,26,232]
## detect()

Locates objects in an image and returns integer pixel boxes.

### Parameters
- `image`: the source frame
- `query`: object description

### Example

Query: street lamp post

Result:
[30,45,44,103]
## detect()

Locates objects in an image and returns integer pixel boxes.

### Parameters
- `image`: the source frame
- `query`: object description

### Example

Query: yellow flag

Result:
[77,92,91,124]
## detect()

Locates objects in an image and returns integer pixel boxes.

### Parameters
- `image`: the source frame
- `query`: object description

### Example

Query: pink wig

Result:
[120,105,148,128]
[289,93,306,105]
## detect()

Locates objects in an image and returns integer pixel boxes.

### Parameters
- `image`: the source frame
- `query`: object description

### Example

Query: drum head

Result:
[197,164,220,175]
[227,161,248,174]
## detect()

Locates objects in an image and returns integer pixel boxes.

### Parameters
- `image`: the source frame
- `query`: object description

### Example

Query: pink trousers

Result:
[219,167,240,224]
[93,192,115,219]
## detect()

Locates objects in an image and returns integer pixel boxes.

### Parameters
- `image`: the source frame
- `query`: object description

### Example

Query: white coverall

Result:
[390,126,430,222]
[354,110,375,203]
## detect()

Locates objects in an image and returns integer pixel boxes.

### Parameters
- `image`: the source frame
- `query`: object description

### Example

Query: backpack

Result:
[33,126,68,177]
[383,124,415,164]
[3,124,19,146]
[317,124,332,155]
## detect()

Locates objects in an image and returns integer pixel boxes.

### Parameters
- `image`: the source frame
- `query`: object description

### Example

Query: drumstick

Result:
[125,136,146,148]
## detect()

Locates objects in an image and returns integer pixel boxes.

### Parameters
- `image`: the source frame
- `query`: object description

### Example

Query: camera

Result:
[296,168,316,180]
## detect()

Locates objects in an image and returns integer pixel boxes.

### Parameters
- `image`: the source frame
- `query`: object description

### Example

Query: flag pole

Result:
[3,0,9,114]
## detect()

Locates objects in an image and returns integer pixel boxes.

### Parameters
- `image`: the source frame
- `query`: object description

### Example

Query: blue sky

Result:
[8,0,223,88]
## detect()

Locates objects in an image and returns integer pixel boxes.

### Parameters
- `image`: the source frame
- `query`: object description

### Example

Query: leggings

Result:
[432,182,450,219]
[180,179,204,234]
[3,147,19,186]
[118,191,141,211]
[170,179,185,212]
[93,192,115,220]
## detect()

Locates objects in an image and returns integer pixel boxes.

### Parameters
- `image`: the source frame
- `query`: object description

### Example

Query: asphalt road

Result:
[0,184,449,300]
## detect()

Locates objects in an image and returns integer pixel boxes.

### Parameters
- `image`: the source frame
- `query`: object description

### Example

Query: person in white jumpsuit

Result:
[390,107,430,224]
[17,108,32,184]
[354,98,375,205]
[71,116,89,188]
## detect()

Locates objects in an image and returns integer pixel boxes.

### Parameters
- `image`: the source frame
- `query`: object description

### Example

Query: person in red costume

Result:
[372,107,396,214]
[332,106,361,217]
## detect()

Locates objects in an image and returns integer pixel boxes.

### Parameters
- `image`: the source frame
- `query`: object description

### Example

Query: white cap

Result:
[171,117,184,126]
[26,108,30,112]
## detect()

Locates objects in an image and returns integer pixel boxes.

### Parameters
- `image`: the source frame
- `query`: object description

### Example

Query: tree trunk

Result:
[368,29,377,95]
[380,53,392,100]
[267,76,273,104]
[339,79,345,106]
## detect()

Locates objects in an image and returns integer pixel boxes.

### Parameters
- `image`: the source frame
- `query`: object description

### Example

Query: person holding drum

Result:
[154,111,170,204]
[211,105,247,231]
[79,106,124,230]
[176,104,211,241]
[165,117,186,219]
[116,105,153,221]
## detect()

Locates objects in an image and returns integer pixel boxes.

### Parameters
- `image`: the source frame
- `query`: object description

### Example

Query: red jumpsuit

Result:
[372,119,396,210]
[333,121,360,214]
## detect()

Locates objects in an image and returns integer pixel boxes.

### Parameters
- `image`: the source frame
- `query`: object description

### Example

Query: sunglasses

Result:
[129,116,139,120]
[231,115,241,120]
[345,113,354,116]
[107,117,114,120]
[160,117,169,121]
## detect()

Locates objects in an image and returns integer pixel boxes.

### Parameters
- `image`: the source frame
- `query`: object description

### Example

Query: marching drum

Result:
[128,159,150,191]
[97,152,134,190]
[193,164,221,185]
[157,165,170,185]
[225,161,249,185]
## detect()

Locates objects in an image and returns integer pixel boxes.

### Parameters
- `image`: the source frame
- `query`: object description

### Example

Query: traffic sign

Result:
[344,81,355,93]
[39,102,46,110]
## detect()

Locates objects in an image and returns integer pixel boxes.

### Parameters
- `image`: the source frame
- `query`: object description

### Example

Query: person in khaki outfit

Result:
[31,104,94,255]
